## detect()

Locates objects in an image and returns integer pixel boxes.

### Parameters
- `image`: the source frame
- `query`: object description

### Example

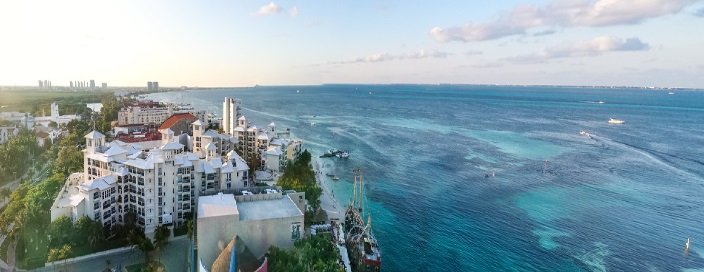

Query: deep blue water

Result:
[148,85,704,271]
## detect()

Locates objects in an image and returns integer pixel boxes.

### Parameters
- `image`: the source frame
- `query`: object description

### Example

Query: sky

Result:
[1,0,704,88]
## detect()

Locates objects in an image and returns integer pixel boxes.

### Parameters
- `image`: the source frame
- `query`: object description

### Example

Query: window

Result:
[94,192,100,199]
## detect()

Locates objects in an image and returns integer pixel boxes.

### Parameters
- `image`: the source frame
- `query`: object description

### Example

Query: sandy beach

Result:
[313,157,345,221]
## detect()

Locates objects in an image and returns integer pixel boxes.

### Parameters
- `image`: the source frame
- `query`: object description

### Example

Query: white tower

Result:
[161,128,174,145]
[85,130,105,154]
[192,120,204,155]
[50,102,59,120]
[267,122,277,139]
[223,97,231,135]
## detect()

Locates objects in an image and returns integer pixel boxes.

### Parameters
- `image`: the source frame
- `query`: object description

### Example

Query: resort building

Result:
[117,104,207,127]
[50,121,249,234]
[197,191,305,272]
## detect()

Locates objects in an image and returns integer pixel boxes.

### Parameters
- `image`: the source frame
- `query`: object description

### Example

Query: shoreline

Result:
[312,157,344,221]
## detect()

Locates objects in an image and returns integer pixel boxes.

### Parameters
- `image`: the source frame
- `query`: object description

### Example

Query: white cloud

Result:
[290,6,298,17]
[256,2,283,16]
[431,0,697,42]
[694,7,704,17]
[465,50,483,56]
[329,49,450,64]
[533,29,557,36]
[503,36,650,63]
[471,62,504,68]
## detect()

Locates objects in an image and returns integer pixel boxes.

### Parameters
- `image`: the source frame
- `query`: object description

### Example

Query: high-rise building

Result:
[222,97,242,135]
[147,81,153,91]
[90,80,95,91]
[70,81,73,88]
[38,80,43,88]
[102,83,107,90]
[153,81,159,91]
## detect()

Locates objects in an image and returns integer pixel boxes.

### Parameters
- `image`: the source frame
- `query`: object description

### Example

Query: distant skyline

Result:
[1,0,704,88]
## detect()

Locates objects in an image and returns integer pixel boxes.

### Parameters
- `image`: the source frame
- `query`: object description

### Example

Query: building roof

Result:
[221,161,234,173]
[238,116,246,121]
[161,142,184,150]
[237,195,303,221]
[198,193,239,218]
[103,144,127,157]
[269,122,276,127]
[78,175,116,191]
[265,148,283,156]
[256,132,269,140]
[192,119,204,126]
[206,142,217,150]
[159,113,197,130]
[85,130,105,139]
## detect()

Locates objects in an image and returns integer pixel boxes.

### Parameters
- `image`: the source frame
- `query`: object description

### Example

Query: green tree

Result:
[128,228,154,263]
[186,219,194,240]
[153,225,170,262]
[87,220,105,250]
[54,146,83,175]
[47,243,72,264]
[48,216,73,247]
[277,150,322,209]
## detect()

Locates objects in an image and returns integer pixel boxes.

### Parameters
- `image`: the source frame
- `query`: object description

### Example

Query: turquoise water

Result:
[148,85,704,271]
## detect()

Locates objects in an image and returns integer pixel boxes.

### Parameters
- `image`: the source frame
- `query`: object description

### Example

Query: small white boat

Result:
[608,118,625,124]
[297,90,300,93]
[332,175,339,180]
[310,121,315,126]
[669,92,675,95]
[338,152,349,158]
[686,238,691,250]
[369,91,373,95]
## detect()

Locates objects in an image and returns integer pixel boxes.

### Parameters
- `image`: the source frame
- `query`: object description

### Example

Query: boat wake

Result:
[587,133,704,181]
[241,107,297,122]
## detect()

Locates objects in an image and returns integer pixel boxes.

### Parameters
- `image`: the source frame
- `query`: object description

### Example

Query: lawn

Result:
[17,223,51,269]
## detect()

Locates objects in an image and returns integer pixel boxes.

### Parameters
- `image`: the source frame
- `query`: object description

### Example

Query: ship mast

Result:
[358,168,363,212]
[352,168,358,208]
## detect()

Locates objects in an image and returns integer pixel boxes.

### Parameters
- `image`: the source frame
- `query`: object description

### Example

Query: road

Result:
[35,237,190,272]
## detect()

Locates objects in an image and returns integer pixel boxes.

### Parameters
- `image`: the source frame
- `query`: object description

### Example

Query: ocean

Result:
[147,85,704,271]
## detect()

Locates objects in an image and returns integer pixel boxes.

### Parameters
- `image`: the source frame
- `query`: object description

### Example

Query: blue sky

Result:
[1,0,703,88]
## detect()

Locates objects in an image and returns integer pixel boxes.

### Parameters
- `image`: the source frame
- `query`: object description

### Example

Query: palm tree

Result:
[153,225,170,262]
[87,220,104,250]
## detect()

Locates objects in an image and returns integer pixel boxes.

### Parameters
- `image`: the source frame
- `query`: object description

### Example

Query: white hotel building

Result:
[50,121,249,234]
[51,98,304,236]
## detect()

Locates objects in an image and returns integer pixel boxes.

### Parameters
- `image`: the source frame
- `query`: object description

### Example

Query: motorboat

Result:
[608,118,625,124]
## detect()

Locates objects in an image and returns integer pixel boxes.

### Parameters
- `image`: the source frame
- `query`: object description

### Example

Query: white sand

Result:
[313,157,345,220]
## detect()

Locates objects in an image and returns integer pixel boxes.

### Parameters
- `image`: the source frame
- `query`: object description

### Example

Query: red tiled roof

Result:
[159,113,197,130]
